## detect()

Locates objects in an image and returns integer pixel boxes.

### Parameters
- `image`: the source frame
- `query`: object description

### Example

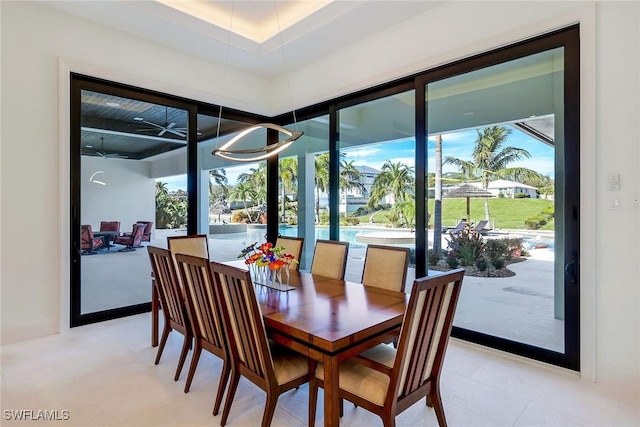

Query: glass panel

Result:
[277,116,329,270]
[338,91,416,285]
[426,48,564,352]
[80,91,188,314]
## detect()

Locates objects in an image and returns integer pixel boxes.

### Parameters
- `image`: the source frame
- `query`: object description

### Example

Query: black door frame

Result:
[70,74,198,327]
[414,26,580,370]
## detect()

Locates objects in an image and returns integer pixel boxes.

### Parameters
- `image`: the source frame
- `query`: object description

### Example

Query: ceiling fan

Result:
[88,136,127,159]
[133,106,187,138]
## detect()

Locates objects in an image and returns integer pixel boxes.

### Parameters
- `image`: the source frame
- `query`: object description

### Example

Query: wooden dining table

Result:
[151,260,408,427]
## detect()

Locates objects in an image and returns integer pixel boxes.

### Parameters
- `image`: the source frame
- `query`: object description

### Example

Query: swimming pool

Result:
[210,225,413,249]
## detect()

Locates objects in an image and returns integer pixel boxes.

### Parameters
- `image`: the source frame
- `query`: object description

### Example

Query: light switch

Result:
[609,198,620,210]
[608,173,620,191]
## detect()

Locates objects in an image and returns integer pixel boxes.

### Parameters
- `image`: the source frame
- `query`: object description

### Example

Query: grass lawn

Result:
[359,198,554,230]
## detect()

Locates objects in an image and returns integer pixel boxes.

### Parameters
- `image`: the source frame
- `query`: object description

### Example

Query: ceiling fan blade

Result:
[166,122,177,129]
[158,129,167,136]
[166,128,186,137]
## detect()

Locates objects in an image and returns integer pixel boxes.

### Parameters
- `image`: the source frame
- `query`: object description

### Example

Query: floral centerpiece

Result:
[238,241,298,285]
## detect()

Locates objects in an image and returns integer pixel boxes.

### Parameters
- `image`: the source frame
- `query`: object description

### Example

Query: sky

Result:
[158,125,554,192]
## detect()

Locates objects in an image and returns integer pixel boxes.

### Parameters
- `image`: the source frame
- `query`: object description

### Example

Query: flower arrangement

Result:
[238,241,298,285]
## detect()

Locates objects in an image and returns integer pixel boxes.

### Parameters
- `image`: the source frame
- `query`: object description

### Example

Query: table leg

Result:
[323,354,340,427]
[151,279,158,347]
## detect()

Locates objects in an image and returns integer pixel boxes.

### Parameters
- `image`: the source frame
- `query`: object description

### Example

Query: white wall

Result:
[81,156,154,232]
[1,0,639,393]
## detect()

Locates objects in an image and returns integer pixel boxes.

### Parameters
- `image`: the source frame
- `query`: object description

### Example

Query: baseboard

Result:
[596,362,640,402]
[1,319,59,345]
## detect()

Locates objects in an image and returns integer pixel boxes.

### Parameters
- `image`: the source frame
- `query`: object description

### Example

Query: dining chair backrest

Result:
[168,235,209,288]
[174,254,226,357]
[209,261,277,387]
[168,235,209,258]
[361,244,410,292]
[310,239,349,280]
[275,236,304,271]
[147,246,189,340]
[390,268,464,407]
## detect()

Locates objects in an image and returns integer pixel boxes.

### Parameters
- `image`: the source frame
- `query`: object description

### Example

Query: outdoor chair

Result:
[309,268,465,427]
[310,239,349,280]
[147,246,192,383]
[361,244,410,292]
[113,223,144,251]
[81,224,105,255]
[174,254,229,407]
[472,220,491,235]
[275,236,304,271]
[445,220,467,235]
[123,220,153,244]
[210,261,311,427]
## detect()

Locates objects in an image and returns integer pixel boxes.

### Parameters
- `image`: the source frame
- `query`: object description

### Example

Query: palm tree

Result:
[279,158,297,221]
[445,126,543,221]
[368,160,414,208]
[314,153,330,222]
[238,163,267,207]
[230,181,258,222]
[367,160,414,228]
[339,160,365,216]
[155,181,169,198]
[209,169,228,215]
[433,134,443,253]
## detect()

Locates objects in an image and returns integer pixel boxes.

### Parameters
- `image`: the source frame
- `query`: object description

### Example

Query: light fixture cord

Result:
[274,0,298,128]
[216,0,236,141]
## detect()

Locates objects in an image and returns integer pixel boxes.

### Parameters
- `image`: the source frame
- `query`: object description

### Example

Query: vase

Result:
[270,268,283,287]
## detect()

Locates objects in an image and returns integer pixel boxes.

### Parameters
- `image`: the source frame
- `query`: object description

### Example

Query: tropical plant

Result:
[368,160,414,208]
[279,158,297,221]
[230,181,258,222]
[444,126,543,221]
[155,181,187,229]
[339,160,366,215]
[446,226,486,266]
[315,153,330,222]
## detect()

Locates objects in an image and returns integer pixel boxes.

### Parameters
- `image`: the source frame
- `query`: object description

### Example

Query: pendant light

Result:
[212,0,303,162]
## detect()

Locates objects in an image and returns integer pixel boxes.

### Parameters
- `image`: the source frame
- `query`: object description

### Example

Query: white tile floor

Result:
[1,313,638,427]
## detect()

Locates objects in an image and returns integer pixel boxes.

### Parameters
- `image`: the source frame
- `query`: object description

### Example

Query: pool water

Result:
[211,226,411,249]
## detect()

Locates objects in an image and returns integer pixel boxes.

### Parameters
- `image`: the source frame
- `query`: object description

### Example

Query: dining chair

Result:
[361,244,410,292]
[309,268,465,427]
[209,261,311,427]
[147,246,192,384]
[310,239,349,280]
[167,235,210,287]
[167,234,210,259]
[275,236,304,271]
[174,254,229,414]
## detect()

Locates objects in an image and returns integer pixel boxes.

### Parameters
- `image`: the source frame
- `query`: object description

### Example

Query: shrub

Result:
[318,213,330,225]
[491,258,506,270]
[484,238,509,263]
[524,218,542,229]
[428,249,441,266]
[446,253,460,269]
[476,257,488,273]
[231,210,250,223]
[505,237,524,259]
[447,227,486,266]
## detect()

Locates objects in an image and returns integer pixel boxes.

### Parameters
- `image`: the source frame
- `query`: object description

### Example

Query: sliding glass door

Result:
[419,27,579,369]
[71,76,198,326]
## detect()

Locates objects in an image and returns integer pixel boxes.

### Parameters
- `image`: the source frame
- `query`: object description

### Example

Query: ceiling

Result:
[39,0,445,77]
